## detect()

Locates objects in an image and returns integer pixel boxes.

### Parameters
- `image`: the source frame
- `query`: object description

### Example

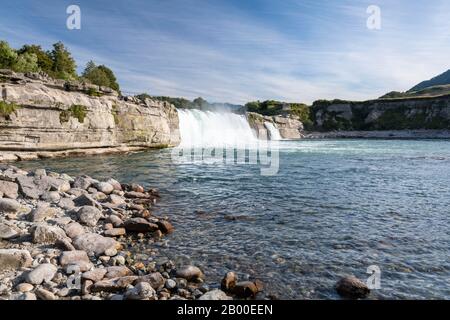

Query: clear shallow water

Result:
[16,139,450,299]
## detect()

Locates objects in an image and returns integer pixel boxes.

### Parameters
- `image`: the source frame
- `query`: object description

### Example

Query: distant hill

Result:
[408,69,450,92]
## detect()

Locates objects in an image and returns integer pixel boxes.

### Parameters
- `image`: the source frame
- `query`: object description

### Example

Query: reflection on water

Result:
[16,139,450,299]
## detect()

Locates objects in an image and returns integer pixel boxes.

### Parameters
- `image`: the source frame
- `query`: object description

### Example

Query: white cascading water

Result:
[264,121,282,141]
[178,109,263,147]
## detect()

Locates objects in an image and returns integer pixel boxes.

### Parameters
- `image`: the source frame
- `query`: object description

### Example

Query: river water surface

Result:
[16,139,450,299]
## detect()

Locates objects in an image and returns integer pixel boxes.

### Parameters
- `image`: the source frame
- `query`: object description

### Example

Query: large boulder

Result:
[0,180,19,199]
[0,198,21,213]
[16,175,50,199]
[124,282,157,300]
[77,206,103,227]
[176,265,204,282]
[59,250,93,272]
[0,249,32,272]
[198,289,232,300]
[63,222,85,239]
[29,202,58,222]
[335,276,370,299]
[31,224,67,244]
[24,263,57,285]
[73,233,118,256]
[0,223,19,240]
[124,218,158,233]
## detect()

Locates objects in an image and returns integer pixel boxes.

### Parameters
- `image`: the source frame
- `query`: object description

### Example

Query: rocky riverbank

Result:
[0,164,265,300]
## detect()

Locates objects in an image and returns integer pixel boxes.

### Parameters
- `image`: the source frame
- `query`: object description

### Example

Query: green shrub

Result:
[60,105,88,123]
[86,87,102,97]
[0,100,20,119]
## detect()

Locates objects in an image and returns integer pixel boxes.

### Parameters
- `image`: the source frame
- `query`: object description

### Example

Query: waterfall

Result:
[264,122,282,141]
[177,109,259,147]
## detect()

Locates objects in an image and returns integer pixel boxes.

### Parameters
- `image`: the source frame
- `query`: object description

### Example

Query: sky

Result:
[1,0,449,104]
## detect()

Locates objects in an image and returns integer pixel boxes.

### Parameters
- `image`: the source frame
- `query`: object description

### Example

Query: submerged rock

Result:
[176,265,204,282]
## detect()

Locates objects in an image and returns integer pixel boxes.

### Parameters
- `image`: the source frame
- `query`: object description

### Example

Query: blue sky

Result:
[1,0,449,104]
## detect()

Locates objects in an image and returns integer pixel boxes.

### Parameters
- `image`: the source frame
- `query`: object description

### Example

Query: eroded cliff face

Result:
[311,95,450,131]
[246,112,304,139]
[0,70,180,161]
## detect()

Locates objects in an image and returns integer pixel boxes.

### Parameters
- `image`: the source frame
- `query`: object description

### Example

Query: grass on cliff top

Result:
[60,104,88,123]
[0,100,20,119]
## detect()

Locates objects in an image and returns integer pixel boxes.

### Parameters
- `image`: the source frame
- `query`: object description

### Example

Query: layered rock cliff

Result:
[311,95,450,131]
[246,112,304,139]
[0,70,180,161]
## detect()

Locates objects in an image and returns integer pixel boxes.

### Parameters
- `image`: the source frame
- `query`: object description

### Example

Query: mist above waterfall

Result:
[177,109,259,147]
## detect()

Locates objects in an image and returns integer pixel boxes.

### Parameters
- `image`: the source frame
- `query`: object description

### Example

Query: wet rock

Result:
[233,280,264,298]
[73,233,118,256]
[176,265,204,282]
[31,224,67,244]
[64,222,85,239]
[124,282,157,300]
[73,194,97,207]
[165,279,177,290]
[124,191,151,199]
[25,263,57,285]
[137,272,165,290]
[124,218,158,233]
[82,268,107,282]
[198,289,232,300]
[60,251,93,272]
[0,249,32,271]
[104,228,126,237]
[105,266,133,279]
[29,202,57,222]
[157,220,174,234]
[0,223,19,240]
[0,198,21,213]
[91,276,138,293]
[131,184,145,193]
[94,182,114,195]
[106,178,122,191]
[221,272,237,291]
[77,206,103,227]
[0,180,19,199]
[336,276,370,299]
[35,288,57,300]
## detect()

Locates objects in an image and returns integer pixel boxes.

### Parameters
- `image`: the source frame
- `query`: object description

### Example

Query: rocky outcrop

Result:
[0,70,180,162]
[311,95,450,131]
[246,112,304,139]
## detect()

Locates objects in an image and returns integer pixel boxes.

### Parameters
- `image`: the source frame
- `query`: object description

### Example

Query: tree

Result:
[17,45,53,74]
[13,52,39,73]
[50,42,77,80]
[0,41,18,69]
[82,61,120,92]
